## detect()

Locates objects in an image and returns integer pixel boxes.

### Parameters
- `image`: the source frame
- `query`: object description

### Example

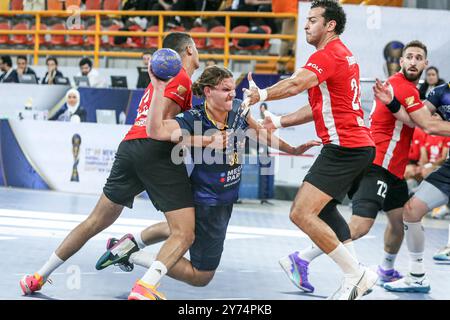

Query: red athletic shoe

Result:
[128,280,166,300]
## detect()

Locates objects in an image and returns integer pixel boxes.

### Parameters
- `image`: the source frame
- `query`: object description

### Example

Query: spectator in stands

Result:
[23,0,46,11]
[168,0,223,28]
[136,51,151,89]
[49,88,87,123]
[16,56,37,80]
[419,66,446,100]
[0,55,19,83]
[223,0,273,29]
[42,57,64,85]
[77,57,107,88]
[272,0,297,74]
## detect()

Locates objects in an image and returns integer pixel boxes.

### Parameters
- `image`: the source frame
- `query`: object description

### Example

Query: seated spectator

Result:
[23,0,46,11]
[77,57,107,88]
[0,55,19,83]
[168,0,223,29]
[418,66,446,100]
[42,56,64,85]
[49,88,87,122]
[136,51,151,89]
[223,0,273,29]
[16,55,37,82]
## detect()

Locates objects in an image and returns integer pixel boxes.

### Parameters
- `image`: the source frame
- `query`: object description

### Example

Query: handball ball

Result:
[150,48,182,80]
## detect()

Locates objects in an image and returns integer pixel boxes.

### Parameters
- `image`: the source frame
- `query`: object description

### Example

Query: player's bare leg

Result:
[20,194,124,295]
[289,182,377,299]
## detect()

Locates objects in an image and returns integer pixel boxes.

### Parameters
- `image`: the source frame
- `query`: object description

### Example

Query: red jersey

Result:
[409,127,426,162]
[303,39,374,148]
[422,134,450,163]
[371,72,425,178]
[123,68,192,141]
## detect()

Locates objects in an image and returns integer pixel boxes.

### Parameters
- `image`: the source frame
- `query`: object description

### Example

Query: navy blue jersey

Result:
[427,82,450,121]
[175,99,249,205]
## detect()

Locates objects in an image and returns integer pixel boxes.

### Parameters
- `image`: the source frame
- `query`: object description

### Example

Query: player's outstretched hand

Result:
[209,130,230,150]
[373,78,394,105]
[292,140,321,155]
[242,72,261,108]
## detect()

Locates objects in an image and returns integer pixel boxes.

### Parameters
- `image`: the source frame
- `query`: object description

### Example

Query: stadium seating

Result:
[207,26,226,50]
[0,22,10,45]
[47,0,63,10]
[10,0,23,10]
[144,25,159,49]
[66,24,85,46]
[49,23,66,46]
[66,0,82,8]
[190,26,207,50]
[10,22,29,45]
[103,0,121,11]
[31,23,49,46]
[85,0,101,11]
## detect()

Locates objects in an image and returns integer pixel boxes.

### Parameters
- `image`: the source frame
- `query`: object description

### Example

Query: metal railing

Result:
[0,10,297,68]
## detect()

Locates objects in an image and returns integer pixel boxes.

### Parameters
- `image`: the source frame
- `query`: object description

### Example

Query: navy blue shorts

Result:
[426,158,450,197]
[189,204,233,271]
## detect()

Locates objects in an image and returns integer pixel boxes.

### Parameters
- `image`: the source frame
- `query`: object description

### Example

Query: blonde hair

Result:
[192,66,233,97]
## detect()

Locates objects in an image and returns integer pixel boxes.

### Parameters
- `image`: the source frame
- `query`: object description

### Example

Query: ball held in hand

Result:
[150,48,182,80]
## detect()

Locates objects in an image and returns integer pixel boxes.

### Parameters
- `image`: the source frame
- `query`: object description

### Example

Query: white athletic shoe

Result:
[328,267,378,300]
[383,273,430,293]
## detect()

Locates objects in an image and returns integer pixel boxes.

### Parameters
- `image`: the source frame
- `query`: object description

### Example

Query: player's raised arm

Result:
[145,68,184,142]
[243,70,319,106]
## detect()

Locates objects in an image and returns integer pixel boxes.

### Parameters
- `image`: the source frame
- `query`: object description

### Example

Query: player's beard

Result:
[402,68,423,82]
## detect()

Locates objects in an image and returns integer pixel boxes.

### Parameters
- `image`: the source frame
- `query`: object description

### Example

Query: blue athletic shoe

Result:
[433,246,450,261]
[279,252,314,293]
[383,274,430,293]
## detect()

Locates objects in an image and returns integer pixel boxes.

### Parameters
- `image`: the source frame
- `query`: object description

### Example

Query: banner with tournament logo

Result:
[2,119,130,194]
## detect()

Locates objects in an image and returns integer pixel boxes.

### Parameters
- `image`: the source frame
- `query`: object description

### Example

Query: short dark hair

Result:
[17,55,27,62]
[311,0,346,35]
[79,57,93,68]
[162,32,194,57]
[403,40,428,58]
[142,51,152,56]
[0,55,12,67]
[46,56,58,65]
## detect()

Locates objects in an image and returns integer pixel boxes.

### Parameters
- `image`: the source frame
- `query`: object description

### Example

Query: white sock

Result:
[140,260,167,286]
[37,252,64,279]
[404,221,425,275]
[381,251,397,270]
[344,241,357,259]
[298,244,323,263]
[129,251,155,269]
[328,243,362,278]
[447,224,450,247]
[133,231,147,249]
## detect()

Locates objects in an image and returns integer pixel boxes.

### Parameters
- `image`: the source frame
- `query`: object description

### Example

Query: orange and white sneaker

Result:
[128,280,166,300]
[20,273,49,295]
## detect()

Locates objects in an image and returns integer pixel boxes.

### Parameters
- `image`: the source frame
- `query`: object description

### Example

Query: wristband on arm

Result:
[386,96,401,113]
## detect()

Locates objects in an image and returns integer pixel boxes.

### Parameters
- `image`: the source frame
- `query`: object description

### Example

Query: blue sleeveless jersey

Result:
[427,82,450,121]
[175,99,249,205]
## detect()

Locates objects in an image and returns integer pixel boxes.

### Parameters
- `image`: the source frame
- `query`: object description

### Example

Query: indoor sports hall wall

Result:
[296,3,450,80]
